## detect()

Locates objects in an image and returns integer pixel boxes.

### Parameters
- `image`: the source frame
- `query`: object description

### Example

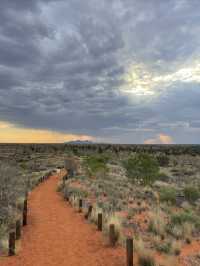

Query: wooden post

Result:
[79,199,82,212]
[97,213,102,231]
[63,187,68,201]
[85,205,93,219]
[8,232,15,256]
[109,224,116,246]
[62,178,66,188]
[126,238,133,266]
[23,199,28,226]
[16,220,21,240]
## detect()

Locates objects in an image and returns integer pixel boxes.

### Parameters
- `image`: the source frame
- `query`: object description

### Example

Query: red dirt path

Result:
[0,175,125,266]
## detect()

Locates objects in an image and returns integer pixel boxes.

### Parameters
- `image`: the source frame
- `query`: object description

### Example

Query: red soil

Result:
[0,175,125,266]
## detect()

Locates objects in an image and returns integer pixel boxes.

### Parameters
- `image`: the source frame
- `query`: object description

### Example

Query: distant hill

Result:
[65,140,94,145]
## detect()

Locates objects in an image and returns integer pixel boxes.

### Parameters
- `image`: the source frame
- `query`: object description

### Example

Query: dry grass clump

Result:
[138,254,156,266]
[171,240,182,256]
[89,204,103,225]
[148,210,166,237]
[168,221,193,241]
[135,239,157,266]
[183,222,194,243]
[104,214,123,244]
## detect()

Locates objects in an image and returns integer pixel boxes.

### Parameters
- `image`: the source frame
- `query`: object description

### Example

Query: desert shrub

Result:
[183,186,200,203]
[123,153,159,185]
[156,154,169,167]
[171,240,182,256]
[168,221,195,240]
[155,241,171,254]
[84,154,109,177]
[65,186,89,199]
[138,253,156,266]
[0,162,25,226]
[89,204,103,225]
[135,238,156,265]
[169,224,183,239]
[148,211,166,236]
[157,172,170,182]
[170,211,200,229]
[159,187,177,204]
[105,214,123,244]
[0,161,29,253]
[183,222,194,241]
[169,211,200,235]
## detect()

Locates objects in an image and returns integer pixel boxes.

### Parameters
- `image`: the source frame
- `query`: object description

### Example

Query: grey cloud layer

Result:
[0,0,200,143]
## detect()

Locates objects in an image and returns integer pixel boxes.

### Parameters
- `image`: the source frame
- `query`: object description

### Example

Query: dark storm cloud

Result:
[0,0,200,143]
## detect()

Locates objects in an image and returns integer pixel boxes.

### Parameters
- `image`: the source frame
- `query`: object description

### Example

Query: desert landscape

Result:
[0,144,200,266]
[1,0,200,265]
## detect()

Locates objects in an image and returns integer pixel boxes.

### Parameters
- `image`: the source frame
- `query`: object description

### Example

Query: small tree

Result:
[123,153,159,185]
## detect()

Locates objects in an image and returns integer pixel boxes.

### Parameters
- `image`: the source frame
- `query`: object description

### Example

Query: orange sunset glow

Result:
[0,121,93,143]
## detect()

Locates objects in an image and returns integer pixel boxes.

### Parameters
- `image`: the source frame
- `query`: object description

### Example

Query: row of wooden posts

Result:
[68,197,134,266]
[8,173,51,256]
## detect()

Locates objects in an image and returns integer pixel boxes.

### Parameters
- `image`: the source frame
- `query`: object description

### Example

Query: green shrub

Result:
[155,241,171,253]
[123,153,159,185]
[159,187,177,204]
[170,211,200,228]
[84,154,109,176]
[184,186,200,203]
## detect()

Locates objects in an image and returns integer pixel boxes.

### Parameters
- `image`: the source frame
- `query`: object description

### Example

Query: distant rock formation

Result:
[65,140,94,145]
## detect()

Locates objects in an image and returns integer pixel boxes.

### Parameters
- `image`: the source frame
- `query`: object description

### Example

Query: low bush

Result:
[84,154,109,177]
[148,211,166,236]
[171,211,195,225]
[138,253,156,266]
[155,241,171,254]
[159,187,177,204]
[184,186,200,203]
[156,154,169,167]
[123,153,159,185]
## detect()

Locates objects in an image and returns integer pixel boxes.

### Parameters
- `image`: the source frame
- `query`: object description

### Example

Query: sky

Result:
[0,0,200,144]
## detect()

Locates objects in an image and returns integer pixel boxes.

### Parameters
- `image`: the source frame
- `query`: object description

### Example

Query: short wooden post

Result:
[16,220,21,240]
[63,187,69,201]
[25,190,29,198]
[62,178,66,188]
[85,205,93,219]
[23,199,28,226]
[97,213,102,231]
[8,232,15,256]
[109,224,116,246]
[79,199,82,212]
[126,238,133,266]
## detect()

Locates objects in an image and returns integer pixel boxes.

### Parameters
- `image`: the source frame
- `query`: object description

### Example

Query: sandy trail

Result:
[0,175,125,266]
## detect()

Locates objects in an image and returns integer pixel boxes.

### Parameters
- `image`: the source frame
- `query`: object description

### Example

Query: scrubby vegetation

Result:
[123,153,159,185]
[58,145,200,266]
[1,143,200,265]
[0,144,65,254]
